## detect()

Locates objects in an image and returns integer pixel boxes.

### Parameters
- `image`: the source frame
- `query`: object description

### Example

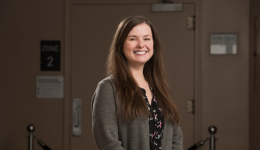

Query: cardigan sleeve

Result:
[91,79,126,150]
[172,124,183,150]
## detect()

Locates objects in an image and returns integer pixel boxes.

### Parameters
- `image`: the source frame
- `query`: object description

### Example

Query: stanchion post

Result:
[208,126,217,150]
[27,124,35,150]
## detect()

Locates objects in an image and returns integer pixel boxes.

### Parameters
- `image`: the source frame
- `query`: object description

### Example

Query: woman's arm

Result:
[91,79,126,150]
[172,124,183,150]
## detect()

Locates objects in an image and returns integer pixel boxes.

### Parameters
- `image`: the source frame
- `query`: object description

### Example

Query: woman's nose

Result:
[137,40,145,48]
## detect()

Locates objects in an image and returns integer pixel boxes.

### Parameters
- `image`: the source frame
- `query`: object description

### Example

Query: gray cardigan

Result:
[91,76,183,150]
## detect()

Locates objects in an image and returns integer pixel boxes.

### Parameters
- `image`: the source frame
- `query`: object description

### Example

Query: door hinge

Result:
[186,99,195,114]
[187,16,195,30]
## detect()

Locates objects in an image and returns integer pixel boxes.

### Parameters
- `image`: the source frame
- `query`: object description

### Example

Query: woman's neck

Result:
[128,64,147,88]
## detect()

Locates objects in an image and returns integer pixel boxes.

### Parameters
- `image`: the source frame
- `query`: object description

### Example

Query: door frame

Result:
[64,1,202,149]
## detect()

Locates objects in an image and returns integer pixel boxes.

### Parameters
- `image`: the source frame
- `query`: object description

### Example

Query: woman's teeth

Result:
[134,51,147,54]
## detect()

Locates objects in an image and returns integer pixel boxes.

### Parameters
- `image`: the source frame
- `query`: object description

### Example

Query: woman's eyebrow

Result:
[128,35,137,38]
[128,35,152,38]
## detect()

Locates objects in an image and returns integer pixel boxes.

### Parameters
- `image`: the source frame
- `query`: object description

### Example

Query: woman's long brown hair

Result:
[106,16,180,125]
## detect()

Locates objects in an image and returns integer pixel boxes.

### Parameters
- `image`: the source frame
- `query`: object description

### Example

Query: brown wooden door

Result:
[69,3,195,150]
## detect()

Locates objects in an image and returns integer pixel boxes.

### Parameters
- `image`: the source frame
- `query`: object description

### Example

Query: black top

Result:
[141,87,164,150]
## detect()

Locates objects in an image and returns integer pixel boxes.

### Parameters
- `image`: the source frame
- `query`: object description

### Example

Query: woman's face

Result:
[123,23,154,68]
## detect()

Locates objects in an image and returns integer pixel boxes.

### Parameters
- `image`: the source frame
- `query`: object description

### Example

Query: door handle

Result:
[72,98,82,136]
[186,99,195,114]
[74,106,80,128]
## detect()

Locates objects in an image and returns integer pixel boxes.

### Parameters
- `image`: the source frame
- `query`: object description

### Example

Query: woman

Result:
[91,16,183,150]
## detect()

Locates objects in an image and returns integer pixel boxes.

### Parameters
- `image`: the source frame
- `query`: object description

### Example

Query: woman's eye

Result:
[144,38,150,41]
[129,38,136,41]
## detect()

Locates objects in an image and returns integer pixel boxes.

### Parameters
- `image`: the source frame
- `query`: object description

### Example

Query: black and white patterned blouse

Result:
[141,87,164,150]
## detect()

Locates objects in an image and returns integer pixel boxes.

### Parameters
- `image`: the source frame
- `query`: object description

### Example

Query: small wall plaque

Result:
[41,41,61,71]
[36,76,64,98]
[210,34,237,55]
[151,3,183,12]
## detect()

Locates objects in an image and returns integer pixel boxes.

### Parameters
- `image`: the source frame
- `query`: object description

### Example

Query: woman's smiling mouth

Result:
[134,51,147,54]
